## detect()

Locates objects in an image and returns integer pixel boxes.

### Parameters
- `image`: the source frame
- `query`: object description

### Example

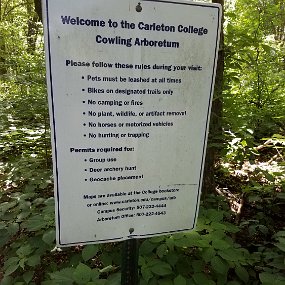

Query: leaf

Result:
[150,261,172,276]
[4,257,19,269]
[140,240,157,255]
[22,215,47,231]
[16,245,33,257]
[91,269,100,281]
[174,275,187,285]
[4,263,19,276]
[259,272,285,284]
[156,244,168,258]
[141,266,153,283]
[275,243,285,252]
[211,256,229,275]
[192,260,204,273]
[26,254,41,267]
[173,237,193,248]
[193,273,215,285]
[73,263,92,284]
[166,252,179,267]
[207,209,224,222]
[0,229,10,247]
[49,268,75,282]
[218,249,240,262]
[212,239,231,250]
[150,236,166,243]
[201,247,216,262]
[0,201,17,214]
[0,276,14,285]
[106,273,121,285]
[42,229,56,245]
[23,271,34,284]
[235,265,249,283]
[160,279,173,285]
[82,245,99,261]
[7,223,19,235]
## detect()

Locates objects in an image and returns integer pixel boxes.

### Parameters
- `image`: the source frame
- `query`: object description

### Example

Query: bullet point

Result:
[82,76,84,79]
[84,159,87,162]
[83,123,86,126]
[82,89,85,91]
[83,112,86,115]
[85,169,87,171]
[82,101,85,103]
[84,134,86,137]
[85,179,87,181]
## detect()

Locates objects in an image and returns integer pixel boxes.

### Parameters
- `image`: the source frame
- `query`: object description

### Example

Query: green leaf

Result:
[106,273,121,285]
[82,245,99,261]
[275,242,285,252]
[73,263,92,284]
[0,229,10,247]
[218,249,240,261]
[212,239,231,250]
[42,229,56,245]
[193,273,215,285]
[211,256,229,275]
[7,223,19,235]
[26,254,41,267]
[49,268,75,282]
[22,215,47,231]
[91,269,100,281]
[166,252,179,267]
[156,244,168,258]
[23,271,34,284]
[140,240,157,255]
[192,260,204,273]
[4,257,19,269]
[174,275,187,285]
[0,201,17,214]
[259,272,285,284]
[150,236,166,243]
[201,247,216,262]
[89,280,107,285]
[19,258,27,269]
[160,279,173,285]
[235,265,249,283]
[150,261,172,276]
[207,209,224,222]
[141,266,153,283]
[4,263,19,276]
[195,239,210,248]
[0,276,14,285]
[16,245,33,257]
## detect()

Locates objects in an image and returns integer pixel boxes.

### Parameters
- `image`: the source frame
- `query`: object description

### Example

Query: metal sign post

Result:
[121,237,139,285]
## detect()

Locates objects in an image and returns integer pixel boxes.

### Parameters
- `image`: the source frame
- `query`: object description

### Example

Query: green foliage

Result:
[223,0,285,141]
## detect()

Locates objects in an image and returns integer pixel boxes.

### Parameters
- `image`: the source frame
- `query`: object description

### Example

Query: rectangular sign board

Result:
[42,0,221,246]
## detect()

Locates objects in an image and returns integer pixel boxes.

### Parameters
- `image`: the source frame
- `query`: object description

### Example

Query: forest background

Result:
[0,0,284,284]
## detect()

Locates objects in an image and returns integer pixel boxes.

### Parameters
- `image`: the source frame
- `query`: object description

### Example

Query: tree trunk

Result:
[202,0,224,199]
[26,0,39,53]
[34,0,42,22]
[0,0,7,75]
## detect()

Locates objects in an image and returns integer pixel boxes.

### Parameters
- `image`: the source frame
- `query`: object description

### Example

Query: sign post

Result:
[121,238,139,285]
[42,0,221,247]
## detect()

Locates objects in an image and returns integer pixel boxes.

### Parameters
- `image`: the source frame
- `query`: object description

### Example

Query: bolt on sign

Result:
[42,0,221,246]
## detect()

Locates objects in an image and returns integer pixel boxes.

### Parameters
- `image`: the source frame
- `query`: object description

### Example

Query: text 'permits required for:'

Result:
[42,0,222,246]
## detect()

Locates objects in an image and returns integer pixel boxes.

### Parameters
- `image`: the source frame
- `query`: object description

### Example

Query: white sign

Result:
[43,0,221,246]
